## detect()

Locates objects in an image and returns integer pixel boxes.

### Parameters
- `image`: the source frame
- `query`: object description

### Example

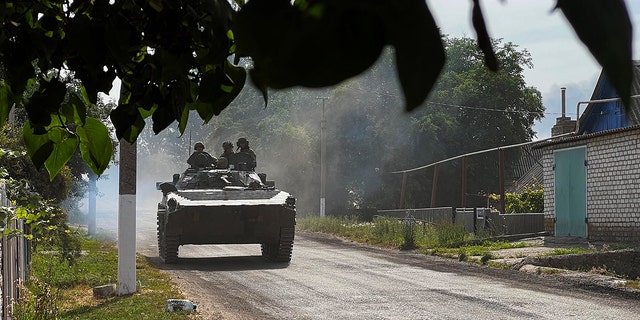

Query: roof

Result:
[629,61,640,123]
[532,125,640,149]
[577,60,640,135]
[506,144,543,192]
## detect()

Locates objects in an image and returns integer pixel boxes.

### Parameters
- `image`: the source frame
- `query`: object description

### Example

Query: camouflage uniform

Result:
[236,138,257,170]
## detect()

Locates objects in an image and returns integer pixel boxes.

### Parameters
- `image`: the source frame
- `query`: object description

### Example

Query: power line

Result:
[424,101,577,117]
[340,85,578,117]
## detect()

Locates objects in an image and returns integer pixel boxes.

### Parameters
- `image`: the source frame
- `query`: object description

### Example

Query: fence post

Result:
[461,156,467,208]
[399,172,407,209]
[430,165,438,207]
[0,180,5,320]
[499,148,506,214]
[473,207,477,234]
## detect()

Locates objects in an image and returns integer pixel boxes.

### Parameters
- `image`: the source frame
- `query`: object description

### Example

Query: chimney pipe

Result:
[561,87,566,118]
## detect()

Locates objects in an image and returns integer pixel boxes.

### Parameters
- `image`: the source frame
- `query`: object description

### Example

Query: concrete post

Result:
[118,139,137,295]
[88,173,97,235]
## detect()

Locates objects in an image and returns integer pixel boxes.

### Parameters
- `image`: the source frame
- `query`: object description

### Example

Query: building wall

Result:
[541,128,640,242]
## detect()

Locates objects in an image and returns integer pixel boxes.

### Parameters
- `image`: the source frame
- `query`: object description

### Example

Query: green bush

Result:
[504,184,543,213]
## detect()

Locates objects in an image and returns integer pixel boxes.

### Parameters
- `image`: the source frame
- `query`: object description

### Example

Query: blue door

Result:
[554,147,587,237]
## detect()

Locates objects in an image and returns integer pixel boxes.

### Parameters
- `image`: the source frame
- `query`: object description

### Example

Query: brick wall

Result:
[541,128,640,242]
[541,147,555,234]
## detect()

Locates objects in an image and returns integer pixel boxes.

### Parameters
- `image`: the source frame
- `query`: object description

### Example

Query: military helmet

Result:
[194,141,205,150]
[222,141,233,149]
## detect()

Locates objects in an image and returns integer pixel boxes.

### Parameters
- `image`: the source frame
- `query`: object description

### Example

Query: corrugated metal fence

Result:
[0,181,28,320]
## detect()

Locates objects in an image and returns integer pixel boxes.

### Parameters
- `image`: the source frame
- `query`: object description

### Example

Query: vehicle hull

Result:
[156,181,296,264]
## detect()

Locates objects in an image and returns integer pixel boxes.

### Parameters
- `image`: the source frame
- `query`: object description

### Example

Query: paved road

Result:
[133,209,640,320]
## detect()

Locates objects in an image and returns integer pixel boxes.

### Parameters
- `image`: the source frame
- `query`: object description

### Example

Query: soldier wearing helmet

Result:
[220,141,235,159]
[236,137,257,170]
[187,141,217,168]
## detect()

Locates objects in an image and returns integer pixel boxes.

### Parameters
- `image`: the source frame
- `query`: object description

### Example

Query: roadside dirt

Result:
[480,236,640,294]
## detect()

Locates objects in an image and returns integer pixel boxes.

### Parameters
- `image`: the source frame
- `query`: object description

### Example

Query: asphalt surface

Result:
[140,230,640,320]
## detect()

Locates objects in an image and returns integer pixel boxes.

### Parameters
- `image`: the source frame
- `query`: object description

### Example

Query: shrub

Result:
[504,184,543,213]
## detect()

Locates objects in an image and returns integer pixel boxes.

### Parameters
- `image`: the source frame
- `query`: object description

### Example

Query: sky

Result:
[427,0,640,139]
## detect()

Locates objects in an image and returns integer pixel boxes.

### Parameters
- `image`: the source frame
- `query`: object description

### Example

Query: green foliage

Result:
[543,247,594,256]
[504,184,544,213]
[31,237,115,288]
[16,235,191,319]
[480,252,494,265]
[298,216,536,263]
[432,223,467,248]
[13,278,60,320]
[20,79,113,178]
[0,125,73,203]
[458,251,467,261]
[0,0,633,180]
[299,216,473,250]
[1,127,81,262]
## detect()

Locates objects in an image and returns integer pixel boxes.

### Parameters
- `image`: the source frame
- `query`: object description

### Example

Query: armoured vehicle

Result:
[156,159,296,264]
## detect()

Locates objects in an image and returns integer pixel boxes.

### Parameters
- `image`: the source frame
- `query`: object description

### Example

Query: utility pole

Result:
[117,86,137,296]
[87,173,97,235]
[317,97,328,217]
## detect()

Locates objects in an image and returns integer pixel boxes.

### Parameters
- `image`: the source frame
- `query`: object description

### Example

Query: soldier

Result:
[236,137,257,170]
[187,141,217,168]
[220,141,234,159]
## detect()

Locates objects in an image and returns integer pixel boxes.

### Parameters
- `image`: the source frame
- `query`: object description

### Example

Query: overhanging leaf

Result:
[472,0,498,71]
[557,0,632,109]
[152,101,177,134]
[22,122,54,170]
[0,83,10,128]
[110,103,145,143]
[61,93,88,126]
[177,105,189,135]
[77,118,113,176]
[196,61,247,123]
[44,127,78,180]
[235,0,385,89]
[384,0,446,111]
[24,78,67,127]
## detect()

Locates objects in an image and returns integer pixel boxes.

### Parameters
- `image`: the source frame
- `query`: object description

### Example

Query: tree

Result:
[391,38,545,208]
[0,0,633,179]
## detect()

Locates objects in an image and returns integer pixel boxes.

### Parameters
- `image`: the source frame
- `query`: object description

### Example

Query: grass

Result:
[298,216,530,259]
[537,267,567,275]
[13,232,194,320]
[623,280,640,290]
[541,247,594,256]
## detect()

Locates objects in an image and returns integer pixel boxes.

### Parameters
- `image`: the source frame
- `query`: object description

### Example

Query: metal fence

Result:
[0,181,28,320]
[390,138,555,213]
[377,207,545,236]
